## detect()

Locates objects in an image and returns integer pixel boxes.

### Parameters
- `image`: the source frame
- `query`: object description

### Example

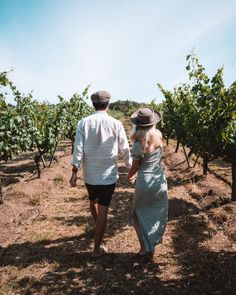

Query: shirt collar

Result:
[94,111,108,115]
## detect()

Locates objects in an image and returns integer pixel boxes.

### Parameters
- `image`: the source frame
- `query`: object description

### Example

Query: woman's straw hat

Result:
[130,107,161,126]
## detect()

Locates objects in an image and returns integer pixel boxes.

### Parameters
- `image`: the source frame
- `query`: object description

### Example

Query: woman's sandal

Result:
[91,245,108,258]
[133,251,154,262]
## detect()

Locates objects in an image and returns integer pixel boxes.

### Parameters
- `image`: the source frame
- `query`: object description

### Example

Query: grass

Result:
[6,189,29,200]
[53,175,65,184]
[63,196,79,203]
[0,137,235,295]
[28,194,41,206]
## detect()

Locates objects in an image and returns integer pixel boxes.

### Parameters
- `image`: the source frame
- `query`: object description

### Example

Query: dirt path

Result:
[0,135,236,294]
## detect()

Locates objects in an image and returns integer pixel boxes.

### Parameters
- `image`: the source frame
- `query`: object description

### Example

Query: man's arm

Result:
[70,121,84,187]
[118,124,132,168]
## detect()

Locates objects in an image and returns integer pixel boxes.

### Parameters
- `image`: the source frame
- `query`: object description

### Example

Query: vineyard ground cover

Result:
[168,139,232,187]
[0,131,235,294]
[0,141,72,187]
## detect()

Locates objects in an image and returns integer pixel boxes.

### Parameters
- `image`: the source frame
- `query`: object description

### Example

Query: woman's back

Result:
[131,141,163,174]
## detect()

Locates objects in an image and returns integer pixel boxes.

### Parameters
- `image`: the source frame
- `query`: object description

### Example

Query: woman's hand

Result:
[128,159,139,185]
[128,175,136,184]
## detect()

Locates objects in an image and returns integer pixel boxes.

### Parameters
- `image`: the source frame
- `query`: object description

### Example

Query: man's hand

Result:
[70,172,77,187]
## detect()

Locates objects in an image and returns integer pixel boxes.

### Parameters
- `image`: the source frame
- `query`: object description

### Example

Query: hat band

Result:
[137,114,154,124]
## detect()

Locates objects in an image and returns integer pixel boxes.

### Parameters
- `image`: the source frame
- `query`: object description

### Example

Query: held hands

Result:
[70,172,77,187]
[128,175,136,184]
[127,160,139,185]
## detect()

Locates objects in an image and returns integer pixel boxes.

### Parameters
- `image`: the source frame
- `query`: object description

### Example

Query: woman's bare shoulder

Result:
[154,129,163,147]
[155,128,162,138]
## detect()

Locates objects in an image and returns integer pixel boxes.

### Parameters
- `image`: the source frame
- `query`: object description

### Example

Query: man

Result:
[70,90,132,258]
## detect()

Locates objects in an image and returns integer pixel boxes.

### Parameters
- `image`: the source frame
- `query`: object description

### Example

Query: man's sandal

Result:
[91,245,108,258]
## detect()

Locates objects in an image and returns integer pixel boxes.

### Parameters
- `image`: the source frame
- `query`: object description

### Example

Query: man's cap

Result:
[91,91,111,103]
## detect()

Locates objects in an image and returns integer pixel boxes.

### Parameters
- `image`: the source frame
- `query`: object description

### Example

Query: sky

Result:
[0,0,236,104]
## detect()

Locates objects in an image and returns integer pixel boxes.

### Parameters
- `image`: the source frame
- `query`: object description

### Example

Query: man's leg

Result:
[90,183,115,255]
[90,200,98,222]
[93,204,109,253]
[85,183,98,222]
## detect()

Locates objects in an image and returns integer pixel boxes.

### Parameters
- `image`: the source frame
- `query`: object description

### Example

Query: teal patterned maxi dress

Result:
[131,140,168,253]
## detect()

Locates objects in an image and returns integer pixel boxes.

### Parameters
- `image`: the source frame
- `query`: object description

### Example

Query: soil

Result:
[0,130,235,294]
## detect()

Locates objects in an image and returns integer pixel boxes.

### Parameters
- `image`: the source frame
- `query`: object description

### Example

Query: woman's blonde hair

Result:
[130,124,162,152]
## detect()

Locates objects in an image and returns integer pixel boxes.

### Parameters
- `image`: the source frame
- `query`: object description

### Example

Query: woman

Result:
[128,107,168,262]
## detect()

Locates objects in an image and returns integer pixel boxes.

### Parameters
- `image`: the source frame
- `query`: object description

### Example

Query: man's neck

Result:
[95,108,108,113]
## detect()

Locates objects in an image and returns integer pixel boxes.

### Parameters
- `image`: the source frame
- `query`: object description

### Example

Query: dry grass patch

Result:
[53,174,65,184]
[28,194,41,206]
[63,196,79,203]
[0,140,236,295]
[5,189,30,200]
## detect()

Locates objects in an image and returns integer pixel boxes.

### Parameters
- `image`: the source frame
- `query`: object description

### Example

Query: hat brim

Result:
[130,111,161,126]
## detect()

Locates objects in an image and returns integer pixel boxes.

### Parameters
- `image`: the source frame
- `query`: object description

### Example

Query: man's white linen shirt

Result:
[71,111,132,185]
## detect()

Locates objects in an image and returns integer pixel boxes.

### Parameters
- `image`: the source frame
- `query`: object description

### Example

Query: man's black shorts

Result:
[85,182,116,206]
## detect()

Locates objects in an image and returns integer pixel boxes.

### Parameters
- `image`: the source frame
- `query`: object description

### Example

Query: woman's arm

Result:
[128,159,140,184]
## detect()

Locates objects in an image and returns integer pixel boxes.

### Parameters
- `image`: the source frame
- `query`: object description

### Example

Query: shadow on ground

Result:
[170,214,235,294]
[1,223,235,294]
[1,165,235,294]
